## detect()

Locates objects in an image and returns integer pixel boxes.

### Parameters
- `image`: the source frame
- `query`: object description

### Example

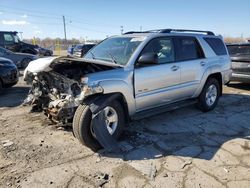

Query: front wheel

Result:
[196,78,220,112]
[72,100,125,151]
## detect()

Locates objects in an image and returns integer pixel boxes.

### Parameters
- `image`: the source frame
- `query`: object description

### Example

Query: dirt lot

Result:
[0,76,250,188]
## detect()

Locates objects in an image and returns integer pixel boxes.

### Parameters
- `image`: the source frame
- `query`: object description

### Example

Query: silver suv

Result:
[24,29,231,150]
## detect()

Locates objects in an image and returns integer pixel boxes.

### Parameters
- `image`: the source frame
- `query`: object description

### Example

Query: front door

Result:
[134,37,181,112]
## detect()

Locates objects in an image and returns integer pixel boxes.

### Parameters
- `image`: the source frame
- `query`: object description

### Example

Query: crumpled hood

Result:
[24,56,123,80]
[24,56,59,79]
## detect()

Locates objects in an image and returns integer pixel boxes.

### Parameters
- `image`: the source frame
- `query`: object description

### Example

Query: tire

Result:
[21,58,32,69]
[73,99,125,151]
[44,52,50,56]
[196,78,220,112]
[0,80,3,94]
[225,81,230,86]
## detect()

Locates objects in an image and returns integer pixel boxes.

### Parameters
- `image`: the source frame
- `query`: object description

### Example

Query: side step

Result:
[131,99,197,120]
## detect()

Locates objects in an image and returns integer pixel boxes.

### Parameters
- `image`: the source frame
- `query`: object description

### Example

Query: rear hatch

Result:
[227,45,250,75]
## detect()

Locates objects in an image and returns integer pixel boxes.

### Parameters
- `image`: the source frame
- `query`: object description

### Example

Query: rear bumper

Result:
[230,72,250,83]
[222,69,232,84]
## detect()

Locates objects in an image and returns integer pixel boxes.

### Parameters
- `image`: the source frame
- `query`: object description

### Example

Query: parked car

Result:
[0,31,53,56]
[67,44,76,56]
[72,44,96,58]
[227,43,250,83]
[24,29,231,151]
[0,57,19,93]
[0,46,37,69]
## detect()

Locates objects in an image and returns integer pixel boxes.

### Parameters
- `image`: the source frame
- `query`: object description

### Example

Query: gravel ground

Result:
[0,76,250,188]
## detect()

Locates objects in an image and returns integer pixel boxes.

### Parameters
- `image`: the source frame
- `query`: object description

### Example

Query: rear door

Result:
[134,37,181,111]
[174,36,206,98]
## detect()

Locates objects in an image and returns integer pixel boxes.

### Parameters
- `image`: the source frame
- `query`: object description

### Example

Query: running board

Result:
[131,99,197,120]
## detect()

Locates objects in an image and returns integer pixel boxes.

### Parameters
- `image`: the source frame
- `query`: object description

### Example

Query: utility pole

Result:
[62,15,67,41]
[140,26,142,32]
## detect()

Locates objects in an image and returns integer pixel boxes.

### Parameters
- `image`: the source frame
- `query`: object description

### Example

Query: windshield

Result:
[227,45,250,55]
[85,36,144,65]
[13,34,21,43]
[74,44,83,51]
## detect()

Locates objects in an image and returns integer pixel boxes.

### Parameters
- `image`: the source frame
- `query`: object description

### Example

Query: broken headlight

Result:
[79,84,103,100]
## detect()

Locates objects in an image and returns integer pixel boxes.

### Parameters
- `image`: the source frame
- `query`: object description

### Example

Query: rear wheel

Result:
[72,99,125,151]
[197,78,220,112]
[44,52,51,56]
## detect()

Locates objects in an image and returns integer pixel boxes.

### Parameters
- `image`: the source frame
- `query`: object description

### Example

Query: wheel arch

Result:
[207,72,222,96]
[83,92,130,124]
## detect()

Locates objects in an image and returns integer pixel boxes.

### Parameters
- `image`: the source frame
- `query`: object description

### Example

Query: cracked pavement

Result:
[0,78,250,188]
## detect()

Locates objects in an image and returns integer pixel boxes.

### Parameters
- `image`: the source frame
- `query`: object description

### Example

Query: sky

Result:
[0,0,250,40]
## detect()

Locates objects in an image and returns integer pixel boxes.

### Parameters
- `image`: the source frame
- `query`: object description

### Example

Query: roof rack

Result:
[124,29,215,36]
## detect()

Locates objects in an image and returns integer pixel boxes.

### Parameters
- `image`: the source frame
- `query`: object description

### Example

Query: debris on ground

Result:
[181,160,193,169]
[93,171,110,187]
[1,140,14,147]
[129,161,157,180]
[223,168,229,173]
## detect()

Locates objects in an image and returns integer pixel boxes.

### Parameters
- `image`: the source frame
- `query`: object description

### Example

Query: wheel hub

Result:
[90,106,118,136]
[205,84,217,107]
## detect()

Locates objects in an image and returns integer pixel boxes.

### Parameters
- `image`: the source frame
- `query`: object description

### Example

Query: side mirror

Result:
[138,53,158,65]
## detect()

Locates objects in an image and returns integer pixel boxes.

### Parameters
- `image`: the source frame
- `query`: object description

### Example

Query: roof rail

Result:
[123,31,150,34]
[123,29,215,36]
[160,29,215,35]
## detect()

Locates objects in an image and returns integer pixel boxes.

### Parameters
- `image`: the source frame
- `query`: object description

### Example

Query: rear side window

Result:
[204,38,227,56]
[175,37,204,61]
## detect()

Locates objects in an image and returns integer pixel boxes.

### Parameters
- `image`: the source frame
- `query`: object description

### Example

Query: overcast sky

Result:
[0,0,250,39]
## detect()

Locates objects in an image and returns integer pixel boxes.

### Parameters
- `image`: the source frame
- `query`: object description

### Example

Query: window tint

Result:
[176,37,204,61]
[141,38,175,64]
[204,38,227,56]
[4,34,14,44]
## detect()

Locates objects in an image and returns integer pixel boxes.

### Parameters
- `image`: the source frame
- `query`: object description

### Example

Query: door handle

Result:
[200,61,206,66]
[171,65,179,71]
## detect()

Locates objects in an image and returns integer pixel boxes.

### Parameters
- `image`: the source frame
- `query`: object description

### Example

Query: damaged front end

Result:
[23,57,114,124]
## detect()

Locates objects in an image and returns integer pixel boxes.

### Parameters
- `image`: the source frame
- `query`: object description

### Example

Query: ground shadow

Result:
[99,92,250,161]
[227,82,250,91]
[0,86,29,107]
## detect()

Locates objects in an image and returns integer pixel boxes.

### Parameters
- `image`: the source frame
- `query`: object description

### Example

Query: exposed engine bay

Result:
[23,57,116,124]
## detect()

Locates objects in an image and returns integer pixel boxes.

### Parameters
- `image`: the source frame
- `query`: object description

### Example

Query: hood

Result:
[15,52,37,59]
[24,56,123,77]
[0,57,16,67]
[20,41,38,48]
[24,56,59,74]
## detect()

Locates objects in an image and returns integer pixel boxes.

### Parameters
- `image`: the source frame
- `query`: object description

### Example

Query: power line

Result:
[69,24,117,35]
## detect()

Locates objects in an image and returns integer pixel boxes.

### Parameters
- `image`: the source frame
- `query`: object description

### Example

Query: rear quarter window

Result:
[204,38,227,56]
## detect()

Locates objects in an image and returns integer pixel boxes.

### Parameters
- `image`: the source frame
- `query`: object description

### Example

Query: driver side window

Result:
[141,38,175,64]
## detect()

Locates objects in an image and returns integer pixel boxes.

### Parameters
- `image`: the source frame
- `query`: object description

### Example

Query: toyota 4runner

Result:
[24,29,231,151]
